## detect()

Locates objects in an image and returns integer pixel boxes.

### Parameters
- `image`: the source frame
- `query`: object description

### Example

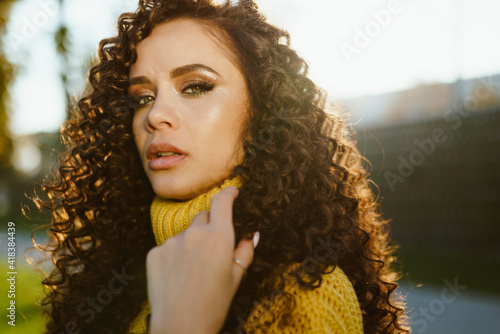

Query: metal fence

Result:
[355,107,500,293]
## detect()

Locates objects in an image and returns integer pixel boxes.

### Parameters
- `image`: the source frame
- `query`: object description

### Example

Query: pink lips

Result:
[147,141,187,170]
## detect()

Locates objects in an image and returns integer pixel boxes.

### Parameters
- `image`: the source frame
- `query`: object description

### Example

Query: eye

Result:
[130,94,155,110]
[137,95,155,105]
[182,81,215,96]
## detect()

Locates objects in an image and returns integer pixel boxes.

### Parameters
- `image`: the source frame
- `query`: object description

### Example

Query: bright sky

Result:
[3,0,500,135]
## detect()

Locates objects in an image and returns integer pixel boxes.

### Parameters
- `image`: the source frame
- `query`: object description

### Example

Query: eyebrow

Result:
[129,63,220,87]
[128,76,151,87]
[170,63,220,78]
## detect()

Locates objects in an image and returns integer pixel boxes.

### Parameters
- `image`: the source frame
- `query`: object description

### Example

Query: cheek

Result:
[216,115,247,163]
[193,113,244,164]
[132,116,146,157]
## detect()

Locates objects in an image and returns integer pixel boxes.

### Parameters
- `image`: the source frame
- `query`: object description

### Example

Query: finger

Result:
[231,234,256,286]
[190,210,209,228]
[208,186,239,229]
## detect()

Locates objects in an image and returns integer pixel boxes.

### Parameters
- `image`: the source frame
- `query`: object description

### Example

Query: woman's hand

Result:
[146,187,258,334]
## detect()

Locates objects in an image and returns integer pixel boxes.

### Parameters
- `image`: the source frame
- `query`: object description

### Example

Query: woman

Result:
[33,0,409,333]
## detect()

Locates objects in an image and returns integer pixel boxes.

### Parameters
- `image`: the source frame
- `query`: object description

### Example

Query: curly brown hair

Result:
[32,0,409,333]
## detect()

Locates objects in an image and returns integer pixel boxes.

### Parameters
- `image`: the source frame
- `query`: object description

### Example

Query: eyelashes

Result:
[129,80,215,110]
[182,81,215,96]
[135,95,154,106]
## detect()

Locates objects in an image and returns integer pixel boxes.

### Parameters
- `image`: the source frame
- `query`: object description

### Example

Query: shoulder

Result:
[246,266,364,333]
[288,267,364,333]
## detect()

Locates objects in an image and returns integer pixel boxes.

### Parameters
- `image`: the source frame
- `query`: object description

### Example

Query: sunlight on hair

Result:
[3,0,500,135]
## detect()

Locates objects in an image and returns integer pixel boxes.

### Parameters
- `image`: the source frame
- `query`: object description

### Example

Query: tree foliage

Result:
[0,1,14,169]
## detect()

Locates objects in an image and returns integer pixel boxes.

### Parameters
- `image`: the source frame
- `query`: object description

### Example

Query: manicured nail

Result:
[253,231,260,248]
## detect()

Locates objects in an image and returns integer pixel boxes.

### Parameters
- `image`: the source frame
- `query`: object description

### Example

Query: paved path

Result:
[398,283,500,334]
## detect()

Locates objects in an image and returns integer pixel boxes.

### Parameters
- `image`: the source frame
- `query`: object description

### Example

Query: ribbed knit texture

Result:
[243,266,364,333]
[128,176,364,333]
[151,177,244,245]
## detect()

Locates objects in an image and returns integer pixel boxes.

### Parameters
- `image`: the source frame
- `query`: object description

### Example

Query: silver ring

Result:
[233,258,247,270]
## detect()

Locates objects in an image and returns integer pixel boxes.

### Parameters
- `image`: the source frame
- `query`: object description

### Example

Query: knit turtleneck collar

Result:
[150,177,243,245]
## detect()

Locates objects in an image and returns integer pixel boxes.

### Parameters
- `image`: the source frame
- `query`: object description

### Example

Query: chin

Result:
[150,179,208,201]
[150,175,232,201]
[152,186,196,201]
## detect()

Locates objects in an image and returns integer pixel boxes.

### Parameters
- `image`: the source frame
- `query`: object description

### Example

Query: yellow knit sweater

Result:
[128,177,364,333]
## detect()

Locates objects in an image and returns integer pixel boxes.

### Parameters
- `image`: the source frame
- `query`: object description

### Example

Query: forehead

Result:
[130,18,240,75]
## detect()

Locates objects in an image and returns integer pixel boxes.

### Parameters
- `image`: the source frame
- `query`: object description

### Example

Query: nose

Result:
[146,94,180,132]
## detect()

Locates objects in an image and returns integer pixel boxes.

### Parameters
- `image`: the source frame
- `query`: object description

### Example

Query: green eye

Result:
[183,82,214,96]
[185,86,204,94]
[138,95,155,105]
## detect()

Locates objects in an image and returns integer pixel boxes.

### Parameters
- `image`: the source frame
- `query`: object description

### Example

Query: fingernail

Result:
[227,186,239,191]
[253,231,260,248]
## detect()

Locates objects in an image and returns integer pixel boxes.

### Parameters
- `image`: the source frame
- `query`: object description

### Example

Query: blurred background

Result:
[1,0,499,333]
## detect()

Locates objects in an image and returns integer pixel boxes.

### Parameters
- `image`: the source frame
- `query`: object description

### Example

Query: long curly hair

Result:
[32,0,409,333]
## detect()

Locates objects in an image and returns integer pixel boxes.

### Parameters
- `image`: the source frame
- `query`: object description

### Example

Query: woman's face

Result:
[130,19,249,200]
